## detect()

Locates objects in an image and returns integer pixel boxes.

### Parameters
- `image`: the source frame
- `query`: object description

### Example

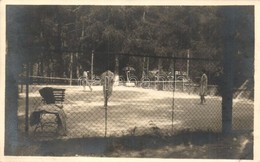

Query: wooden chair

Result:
[31,87,67,135]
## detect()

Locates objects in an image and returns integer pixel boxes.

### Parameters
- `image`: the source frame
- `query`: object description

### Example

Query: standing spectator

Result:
[101,70,115,107]
[82,71,92,92]
[199,69,208,104]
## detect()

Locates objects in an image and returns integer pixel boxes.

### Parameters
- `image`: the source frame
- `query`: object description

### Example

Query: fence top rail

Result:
[95,52,219,61]
[29,76,78,81]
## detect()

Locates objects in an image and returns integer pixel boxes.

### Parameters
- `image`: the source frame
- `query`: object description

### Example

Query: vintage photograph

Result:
[4,4,254,159]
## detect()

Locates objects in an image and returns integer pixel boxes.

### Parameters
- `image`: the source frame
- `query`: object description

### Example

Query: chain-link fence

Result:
[18,54,254,140]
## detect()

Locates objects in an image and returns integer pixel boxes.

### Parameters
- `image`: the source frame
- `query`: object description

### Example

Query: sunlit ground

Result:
[18,84,253,139]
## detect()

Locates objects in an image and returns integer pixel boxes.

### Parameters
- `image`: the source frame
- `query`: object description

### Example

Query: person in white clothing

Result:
[199,69,208,104]
[82,71,92,92]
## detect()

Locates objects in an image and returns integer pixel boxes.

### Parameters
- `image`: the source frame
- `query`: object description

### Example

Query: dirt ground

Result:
[13,84,254,158]
[13,129,253,159]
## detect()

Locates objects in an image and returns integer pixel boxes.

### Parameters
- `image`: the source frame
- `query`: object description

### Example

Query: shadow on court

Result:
[11,129,253,159]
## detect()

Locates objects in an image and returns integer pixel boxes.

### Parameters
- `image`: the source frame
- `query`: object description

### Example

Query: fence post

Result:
[25,62,29,133]
[104,75,109,137]
[171,55,176,131]
[5,49,19,154]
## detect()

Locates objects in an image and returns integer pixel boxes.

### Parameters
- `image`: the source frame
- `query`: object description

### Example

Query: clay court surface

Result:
[18,85,254,139]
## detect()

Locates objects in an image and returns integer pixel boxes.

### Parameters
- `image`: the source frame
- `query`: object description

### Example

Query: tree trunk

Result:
[114,55,119,86]
[157,58,163,90]
[142,57,146,78]
[221,7,237,134]
[69,53,73,85]
[76,52,80,78]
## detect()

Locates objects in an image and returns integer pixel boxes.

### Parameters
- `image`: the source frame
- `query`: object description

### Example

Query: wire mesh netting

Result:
[18,55,254,140]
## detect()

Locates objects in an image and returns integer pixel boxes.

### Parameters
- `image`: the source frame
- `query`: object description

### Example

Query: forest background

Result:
[6,6,254,88]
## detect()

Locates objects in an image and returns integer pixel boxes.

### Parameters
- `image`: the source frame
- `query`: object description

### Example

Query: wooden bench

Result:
[39,87,65,106]
[31,87,67,135]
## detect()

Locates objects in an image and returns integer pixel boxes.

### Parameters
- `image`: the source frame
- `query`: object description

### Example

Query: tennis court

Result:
[18,84,253,139]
